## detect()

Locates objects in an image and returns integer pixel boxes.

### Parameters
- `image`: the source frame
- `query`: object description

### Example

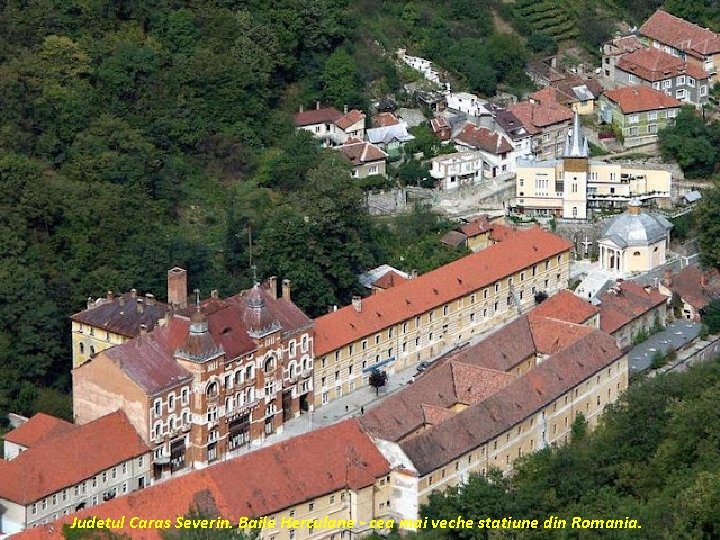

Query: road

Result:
[628,319,701,373]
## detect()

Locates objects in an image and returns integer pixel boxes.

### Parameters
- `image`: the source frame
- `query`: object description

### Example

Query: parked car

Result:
[416,361,430,372]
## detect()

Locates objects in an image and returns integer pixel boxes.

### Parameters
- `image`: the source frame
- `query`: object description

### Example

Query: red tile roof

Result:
[72,292,171,338]
[335,109,365,130]
[338,141,387,164]
[401,330,623,475]
[313,226,573,355]
[430,117,451,132]
[360,361,513,442]
[603,85,682,114]
[458,215,493,238]
[294,107,343,127]
[598,280,668,334]
[640,10,720,58]
[3,413,76,448]
[440,230,467,247]
[617,47,710,82]
[13,420,390,540]
[508,100,574,134]
[530,289,599,325]
[0,411,149,505]
[528,316,595,355]
[375,112,400,127]
[373,270,408,290]
[606,35,644,56]
[455,123,514,155]
[664,266,720,313]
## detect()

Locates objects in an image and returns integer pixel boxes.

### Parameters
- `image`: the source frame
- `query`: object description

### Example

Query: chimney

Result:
[136,298,144,314]
[87,297,93,309]
[299,105,304,113]
[316,101,321,110]
[145,293,155,306]
[140,324,148,335]
[352,295,362,313]
[131,288,137,298]
[344,105,348,114]
[410,269,418,279]
[118,296,125,306]
[282,279,291,300]
[168,267,188,309]
[268,276,278,299]
[106,291,113,301]
[210,289,219,299]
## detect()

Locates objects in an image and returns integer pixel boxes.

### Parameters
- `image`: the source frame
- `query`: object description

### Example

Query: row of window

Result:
[30,458,142,515]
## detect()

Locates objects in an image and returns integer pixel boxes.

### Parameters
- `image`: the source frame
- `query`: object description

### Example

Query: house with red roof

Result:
[12,420,412,540]
[0,411,150,535]
[337,139,388,178]
[294,103,366,147]
[360,286,628,503]
[614,47,710,107]
[598,85,682,147]
[659,266,720,322]
[507,99,574,160]
[602,34,644,81]
[73,276,314,478]
[639,9,720,83]
[312,225,573,407]
[2,413,75,460]
[454,123,516,178]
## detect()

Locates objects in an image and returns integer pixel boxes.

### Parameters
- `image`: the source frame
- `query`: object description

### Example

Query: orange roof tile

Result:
[0,411,149,505]
[338,141,387,164]
[598,280,668,334]
[12,420,389,540]
[530,289,599,325]
[603,85,682,114]
[665,266,720,312]
[335,109,365,130]
[508,100,573,134]
[314,227,572,355]
[3,413,76,448]
[458,215,492,238]
[528,316,595,355]
[372,270,408,290]
[375,113,400,127]
[617,47,710,82]
[640,10,720,58]
[455,123,514,155]
[294,107,343,127]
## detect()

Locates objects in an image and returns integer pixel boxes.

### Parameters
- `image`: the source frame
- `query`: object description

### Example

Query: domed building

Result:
[598,198,672,274]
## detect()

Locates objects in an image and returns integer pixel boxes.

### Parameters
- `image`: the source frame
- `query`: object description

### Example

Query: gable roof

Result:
[508,100,574,134]
[335,109,365,130]
[375,112,400,127]
[71,292,171,338]
[440,230,468,247]
[598,280,668,334]
[605,34,644,56]
[3,413,76,448]
[372,270,408,290]
[401,330,622,475]
[495,109,531,141]
[640,9,720,58]
[458,215,493,238]
[338,141,387,164]
[430,116,451,132]
[603,85,682,114]
[664,266,720,312]
[367,123,415,145]
[14,420,390,540]
[294,107,343,127]
[455,123,514,155]
[0,411,149,505]
[530,289,599,325]
[313,226,573,355]
[617,47,710,82]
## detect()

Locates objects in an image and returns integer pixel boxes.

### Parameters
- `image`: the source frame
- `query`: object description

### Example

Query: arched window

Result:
[264,356,276,373]
[289,341,296,357]
[168,417,175,431]
[245,365,254,380]
[234,370,243,385]
[289,362,297,379]
[206,381,218,398]
[154,422,162,438]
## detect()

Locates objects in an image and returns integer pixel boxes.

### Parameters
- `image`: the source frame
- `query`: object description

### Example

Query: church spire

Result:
[564,112,588,158]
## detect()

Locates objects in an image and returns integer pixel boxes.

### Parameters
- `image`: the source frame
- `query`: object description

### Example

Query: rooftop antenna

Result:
[194,288,200,312]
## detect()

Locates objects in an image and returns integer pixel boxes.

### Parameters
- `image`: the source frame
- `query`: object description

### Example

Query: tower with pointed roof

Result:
[560,112,590,219]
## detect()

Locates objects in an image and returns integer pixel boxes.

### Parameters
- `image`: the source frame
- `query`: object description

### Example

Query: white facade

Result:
[398,49,442,85]
[446,92,490,117]
[429,152,483,190]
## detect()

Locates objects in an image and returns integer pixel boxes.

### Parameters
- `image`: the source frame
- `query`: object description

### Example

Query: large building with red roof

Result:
[639,9,720,83]
[0,411,150,535]
[312,225,573,407]
[12,420,408,540]
[294,103,366,147]
[73,276,314,478]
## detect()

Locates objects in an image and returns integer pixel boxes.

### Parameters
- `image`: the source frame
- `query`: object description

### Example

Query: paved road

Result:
[629,319,701,373]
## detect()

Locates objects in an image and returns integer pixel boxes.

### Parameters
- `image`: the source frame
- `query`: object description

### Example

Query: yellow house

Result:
[597,199,673,274]
[312,225,573,408]
[513,114,672,220]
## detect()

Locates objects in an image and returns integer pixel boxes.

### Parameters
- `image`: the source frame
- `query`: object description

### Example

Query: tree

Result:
[368,368,387,395]
[322,49,365,109]
[701,298,720,333]
[527,33,558,55]
[696,186,720,269]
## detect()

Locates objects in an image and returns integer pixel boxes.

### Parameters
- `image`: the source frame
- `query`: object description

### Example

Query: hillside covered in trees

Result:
[412,358,720,539]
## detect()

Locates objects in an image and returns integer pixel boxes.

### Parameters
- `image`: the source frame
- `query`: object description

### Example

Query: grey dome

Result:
[601,212,673,247]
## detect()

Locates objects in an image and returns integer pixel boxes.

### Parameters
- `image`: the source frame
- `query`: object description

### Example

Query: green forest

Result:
[0,0,719,422]
[402,358,720,539]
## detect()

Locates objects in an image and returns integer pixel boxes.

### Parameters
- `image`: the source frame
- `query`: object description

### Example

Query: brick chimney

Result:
[168,267,188,309]
[267,277,278,299]
[282,279,291,300]
[352,295,362,313]
[316,101,321,110]
[299,105,304,113]
[136,298,144,314]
